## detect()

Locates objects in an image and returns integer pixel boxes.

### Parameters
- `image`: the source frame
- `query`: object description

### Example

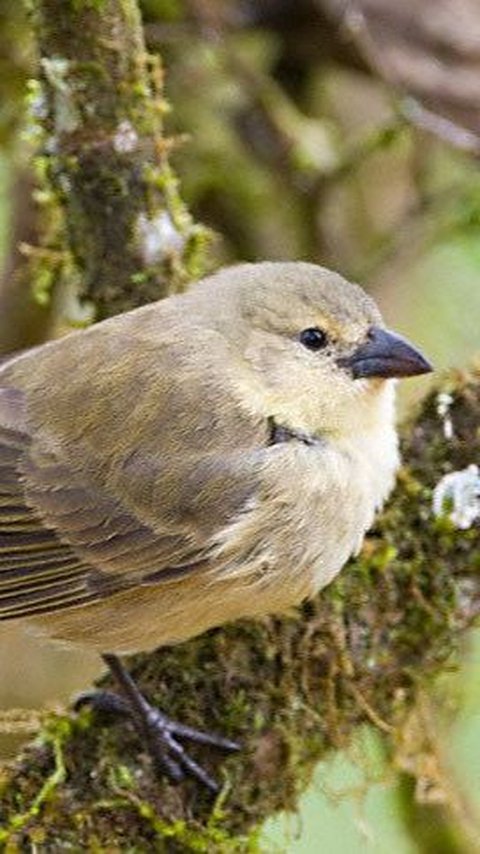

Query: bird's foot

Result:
[75,688,130,718]
[75,684,240,794]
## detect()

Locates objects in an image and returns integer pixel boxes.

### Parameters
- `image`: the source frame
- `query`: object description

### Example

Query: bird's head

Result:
[196,262,432,440]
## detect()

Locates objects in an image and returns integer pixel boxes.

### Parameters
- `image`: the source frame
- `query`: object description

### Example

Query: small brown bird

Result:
[0,262,431,790]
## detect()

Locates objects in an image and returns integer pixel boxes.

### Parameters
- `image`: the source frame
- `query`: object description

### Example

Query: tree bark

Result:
[31,0,208,320]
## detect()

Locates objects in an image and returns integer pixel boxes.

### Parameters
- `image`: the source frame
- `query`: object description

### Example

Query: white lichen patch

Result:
[136,211,185,265]
[42,57,71,92]
[113,120,138,154]
[433,464,480,529]
[41,56,80,135]
[436,391,454,439]
[29,88,48,122]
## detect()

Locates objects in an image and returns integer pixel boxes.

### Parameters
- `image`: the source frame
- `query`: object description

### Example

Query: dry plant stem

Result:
[0,368,479,849]
[341,0,480,148]
[31,0,203,319]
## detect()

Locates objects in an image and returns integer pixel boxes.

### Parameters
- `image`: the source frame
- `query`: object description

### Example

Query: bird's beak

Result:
[339,327,433,380]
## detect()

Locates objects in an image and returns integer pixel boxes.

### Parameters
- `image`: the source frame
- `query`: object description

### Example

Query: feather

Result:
[0,364,263,621]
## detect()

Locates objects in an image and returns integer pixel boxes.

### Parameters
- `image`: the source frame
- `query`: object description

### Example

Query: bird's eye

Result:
[299,327,328,351]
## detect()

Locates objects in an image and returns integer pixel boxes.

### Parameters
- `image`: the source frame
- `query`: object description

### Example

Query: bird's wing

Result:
[0,335,268,621]
[0,394,111,619]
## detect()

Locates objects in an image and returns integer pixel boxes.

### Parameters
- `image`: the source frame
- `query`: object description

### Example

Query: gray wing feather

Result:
[0,391,206,619]
[0,375,263,620]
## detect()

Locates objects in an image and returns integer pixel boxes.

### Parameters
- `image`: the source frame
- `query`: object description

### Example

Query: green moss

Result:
[0,717,70,844]
[140,0,185,24]
[183,224,214,280]
[71,0,107,10]
[28,0,210,322]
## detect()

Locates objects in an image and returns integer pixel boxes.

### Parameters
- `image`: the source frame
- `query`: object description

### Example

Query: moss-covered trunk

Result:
[0,369,478,849]
[31,0,207,319]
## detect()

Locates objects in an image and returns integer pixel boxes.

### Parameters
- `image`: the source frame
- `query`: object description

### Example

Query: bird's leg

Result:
[74,653,240,793]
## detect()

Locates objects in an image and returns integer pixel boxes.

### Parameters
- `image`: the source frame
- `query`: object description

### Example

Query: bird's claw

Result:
[74,689,130,717]
[75,688,240,794]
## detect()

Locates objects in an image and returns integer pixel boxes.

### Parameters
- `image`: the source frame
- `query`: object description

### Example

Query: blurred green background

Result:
[0,1,479,850]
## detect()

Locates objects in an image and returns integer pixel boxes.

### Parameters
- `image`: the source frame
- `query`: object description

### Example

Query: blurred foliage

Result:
[138,2,480,281]
[2,0,480,348]
[0,2,32,152]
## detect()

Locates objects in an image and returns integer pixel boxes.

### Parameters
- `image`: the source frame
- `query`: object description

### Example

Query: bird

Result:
[0,262,431,791]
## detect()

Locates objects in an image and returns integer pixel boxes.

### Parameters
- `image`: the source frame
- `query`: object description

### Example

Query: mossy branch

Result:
[30,0,209,320]
[0,368,479,848]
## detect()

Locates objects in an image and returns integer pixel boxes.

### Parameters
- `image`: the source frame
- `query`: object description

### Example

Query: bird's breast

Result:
[210,421,399,607]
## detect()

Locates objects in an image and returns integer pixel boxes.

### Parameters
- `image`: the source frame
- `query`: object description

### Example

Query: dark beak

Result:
[340,327,433,380]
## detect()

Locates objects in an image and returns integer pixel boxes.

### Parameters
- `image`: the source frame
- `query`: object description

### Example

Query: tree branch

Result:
[31,0,209,319]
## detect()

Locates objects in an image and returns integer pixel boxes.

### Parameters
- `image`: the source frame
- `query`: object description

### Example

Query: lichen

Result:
[436,391,455,440]
[433,464,480,529]
[29,0,211,323]
[135,210,185,265]
[0,368,478,848]
[41,56,81,135]
[113,119,139,154]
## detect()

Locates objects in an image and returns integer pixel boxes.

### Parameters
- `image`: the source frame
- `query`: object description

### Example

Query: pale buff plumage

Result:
[0,262,426,655]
